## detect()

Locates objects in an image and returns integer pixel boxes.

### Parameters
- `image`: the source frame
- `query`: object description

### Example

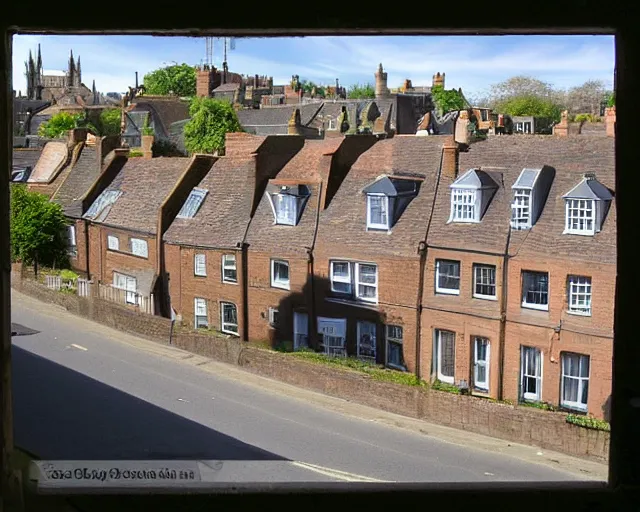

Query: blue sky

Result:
[12,34,615,99]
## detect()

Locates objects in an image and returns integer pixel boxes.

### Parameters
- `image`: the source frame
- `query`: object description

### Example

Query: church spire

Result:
[68,49,75,88]
[76,56,81,87]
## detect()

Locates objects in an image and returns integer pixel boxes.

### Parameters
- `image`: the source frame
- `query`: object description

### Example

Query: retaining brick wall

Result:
[11,269,609,464]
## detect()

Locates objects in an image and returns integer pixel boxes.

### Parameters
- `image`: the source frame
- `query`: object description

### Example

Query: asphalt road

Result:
[10,291,602,484]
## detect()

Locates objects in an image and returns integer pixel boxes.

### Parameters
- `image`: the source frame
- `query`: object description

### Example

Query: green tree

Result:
[143,63,197,97]
[98,108,122,136]
[347,83,375,99]
[495,95,563,123]
[37,112,81,138]
[431,85,468,114]
[183,97,243,155]
[10,184,69,267]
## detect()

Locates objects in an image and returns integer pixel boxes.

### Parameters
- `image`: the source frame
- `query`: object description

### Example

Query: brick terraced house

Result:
[243,135,379,347]
[81,153,215,315]
[28,126,615,420]
[420,134,615,419]
[162,133,305,338]
[311,135,455,367]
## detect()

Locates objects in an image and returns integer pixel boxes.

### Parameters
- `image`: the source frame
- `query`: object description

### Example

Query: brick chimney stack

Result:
[442,136,459,179]
[196,66,215,98]
[553,109,569,137]
[375,63,390,100]
[432,72,445,89]
[605,106,616,137]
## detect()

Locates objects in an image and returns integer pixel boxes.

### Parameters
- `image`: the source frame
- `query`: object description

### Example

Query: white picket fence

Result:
[97,283,155,315]
[77,278,91,297]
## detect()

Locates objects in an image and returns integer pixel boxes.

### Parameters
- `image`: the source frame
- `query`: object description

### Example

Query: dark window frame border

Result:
[0,9,635,511]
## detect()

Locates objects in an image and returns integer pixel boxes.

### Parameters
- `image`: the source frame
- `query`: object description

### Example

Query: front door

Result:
[317,317,346,357]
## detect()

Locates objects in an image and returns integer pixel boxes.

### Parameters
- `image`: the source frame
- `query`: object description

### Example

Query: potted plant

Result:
[141,114,154,157]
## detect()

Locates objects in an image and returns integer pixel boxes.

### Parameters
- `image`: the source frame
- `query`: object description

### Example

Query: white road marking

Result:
[69,344,88,351]
[177,398,190,403]
[291,461,390,483]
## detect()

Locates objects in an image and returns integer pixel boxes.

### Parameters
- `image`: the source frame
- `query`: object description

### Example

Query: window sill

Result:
[437,377,455,385]
[566,310,592,317]
[521,303,549,312]
[271,282,291,291]
[221,329,240,337]
[222,280,239,286]
[436,288,460,296]
[194,274,207,278]
[386,363,407,372]
[325,297,379,310]
[473,294,497,301]
[107,248,149,260]
[562,229,595,237]
[561,403,588,413]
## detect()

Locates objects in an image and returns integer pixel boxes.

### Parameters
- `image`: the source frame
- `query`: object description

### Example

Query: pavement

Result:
[10,289,609,484]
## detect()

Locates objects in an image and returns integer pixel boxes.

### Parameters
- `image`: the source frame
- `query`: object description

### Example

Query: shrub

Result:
[566,414,610,431]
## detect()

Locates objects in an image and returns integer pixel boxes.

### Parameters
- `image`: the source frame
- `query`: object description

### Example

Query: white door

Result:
[473,337,490,391]
[317,317,346,357]
[436,329,455,384]
[293,312,309,350]
[521,346,542,401]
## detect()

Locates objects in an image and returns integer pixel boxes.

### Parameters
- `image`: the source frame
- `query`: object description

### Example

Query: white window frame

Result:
[510,188,531,229]
[561,352,590,412]
[113,271,137,305]
[274,194,297,226]
[130,238,148,258]
[435,329,455,385]
[328,118,337,130]
[473,336,490,392]
[176,188,208,219]
[293,312,309,351]
[194,253,207,277]
[366,193,390,230]
[450,188,478,223]
[564,198,596,235]
[270,259,290,290]
[521,346,543,402]
[222,254,238,284]
[567,275,592,316]
[329,260,352,294]
[194,297,208,328]
[317,317,347,358]
[107,235,119,251]
[356,321,377,363]
[521,271,549,311]
[385,325,404,370]
[473,264,497,300]
[355,263,378,303]
[67,225,77,256]
[220,302,239,335]
[435,259,460,295]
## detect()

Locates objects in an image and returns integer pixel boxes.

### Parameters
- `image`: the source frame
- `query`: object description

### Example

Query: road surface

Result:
[10,291,606,484]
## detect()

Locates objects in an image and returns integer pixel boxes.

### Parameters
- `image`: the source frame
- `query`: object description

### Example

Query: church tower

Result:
[375,63,390,100]
[76,56,82,87]
[67,50,76,88]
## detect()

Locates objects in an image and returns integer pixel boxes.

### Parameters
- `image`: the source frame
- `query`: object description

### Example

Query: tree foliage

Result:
[347,83,375,99]
[98,108,122,136]
[37,112,80,138]
[10,184,69,267]
[143,63,197,97]
[496,95,563,123]
[483,76,564,122]
[564,80,608,116]
[183,97,243,155]
[431,85,468,114]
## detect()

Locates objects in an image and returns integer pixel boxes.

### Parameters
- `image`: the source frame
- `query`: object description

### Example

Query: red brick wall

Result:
[68,219,87,275]
[420,248,505,392]
[247,251,310,343]
[166,244,244,338]
[99,227,157,285]
[505,255,614,419]
[312,250,420,368]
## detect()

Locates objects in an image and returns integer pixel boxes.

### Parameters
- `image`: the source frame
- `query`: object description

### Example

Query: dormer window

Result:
[562,173,613,236]
[448,169,498,224]
[177,187,208,219]
[363,176,421,231]
[266,184,311,226]
[84,189,122,220]
[510,167,554,230]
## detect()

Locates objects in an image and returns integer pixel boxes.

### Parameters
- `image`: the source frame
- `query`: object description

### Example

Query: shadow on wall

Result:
[602,395,611,422]
[268,275,388,364]
[12,345,287,461]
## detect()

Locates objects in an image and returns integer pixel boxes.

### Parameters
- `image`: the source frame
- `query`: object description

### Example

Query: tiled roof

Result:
[130,97,190,138]
[427,135,616,263]
[237,103,323,130]
[316,135,447,258]
[163,157,258,248]
[92,157,190,234]
[52,144,100,218]
[244,139,343,255]
[12,148,42,169]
